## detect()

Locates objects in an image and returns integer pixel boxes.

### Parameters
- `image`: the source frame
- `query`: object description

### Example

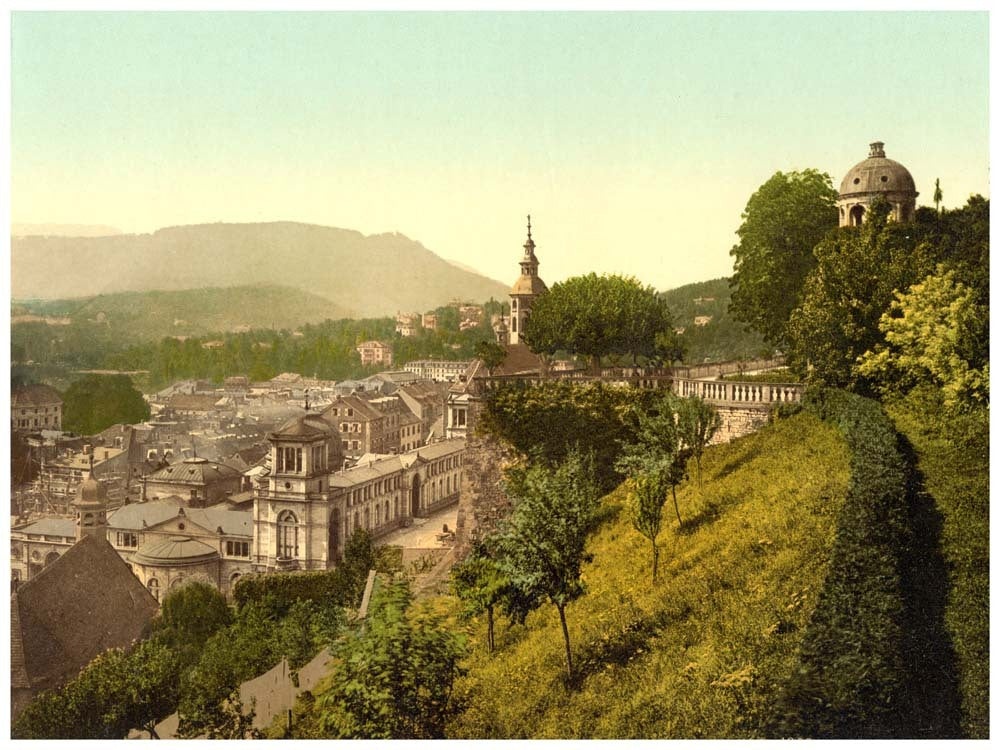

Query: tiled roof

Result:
[133,536,219,564]
[13,518,76,539]
[166,394,223,412]
[146,456,242,485]
[12,384,62,408]
[10,535,158,696]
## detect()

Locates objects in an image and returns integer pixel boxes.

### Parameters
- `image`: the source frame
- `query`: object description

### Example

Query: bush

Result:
[771,388,911,738]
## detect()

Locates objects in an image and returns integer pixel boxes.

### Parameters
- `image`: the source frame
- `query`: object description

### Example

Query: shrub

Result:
[771,388,911,738]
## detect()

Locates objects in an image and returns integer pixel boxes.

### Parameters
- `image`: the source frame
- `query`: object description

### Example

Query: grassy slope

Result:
[447,411,850,738]
[887,395,989,738]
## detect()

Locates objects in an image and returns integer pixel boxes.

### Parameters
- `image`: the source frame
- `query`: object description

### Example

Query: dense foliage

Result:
[61,373,150,434]
[729,170,839,346]
[314,578,466,739]
[888,388,989,738]
[479,380,654,492]
[772,389,912,738]
[523,273,676,370]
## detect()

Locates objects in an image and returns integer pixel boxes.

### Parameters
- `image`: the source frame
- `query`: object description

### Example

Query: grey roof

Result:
[839,144,917,197]
[13,518,76,539]
[133,536,219,565]
[12,384,62,408]
[328,438,466,488]
[108,499,184,530]
[11,535,158,694]
[107,499,251,537]
[146,456,242,485]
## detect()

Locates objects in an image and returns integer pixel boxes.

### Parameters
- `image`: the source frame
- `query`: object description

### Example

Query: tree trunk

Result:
[696,454,703,488]
[146,724,160,740]
[672,485,682,526]
[487,605,495,654]
[651,539,659,583]
[590,354,601,375]
[557,603,573,681]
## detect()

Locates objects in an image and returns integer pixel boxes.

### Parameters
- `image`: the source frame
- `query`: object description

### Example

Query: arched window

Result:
[384,500,390,522]
[277,510,299,559]
[147,577,160,601]
[44,550,60,567]
[850,204,865,226]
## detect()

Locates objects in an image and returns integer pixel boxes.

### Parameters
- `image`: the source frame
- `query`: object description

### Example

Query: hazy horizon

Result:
[11,11,990,292]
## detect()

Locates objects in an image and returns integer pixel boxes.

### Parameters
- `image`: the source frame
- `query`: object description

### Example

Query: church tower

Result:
[509,215,548,345]
[73,460,108,541]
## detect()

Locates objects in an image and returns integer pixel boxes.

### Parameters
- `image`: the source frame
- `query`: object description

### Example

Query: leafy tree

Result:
[933,178,943,214]
[675,395,722,486]
[785,200,936,388]
[729,169,839,347]
[856,267,989,410]
[317,578,466,738]
[495,451,602,680]
[615,391,687,525]
[623,474,668,583]
[475,338,507,375]
[523,273,673,371]
[155,579,233,658]
[123,639,183,739]
[61,373,149,434]
[451,547,510,653]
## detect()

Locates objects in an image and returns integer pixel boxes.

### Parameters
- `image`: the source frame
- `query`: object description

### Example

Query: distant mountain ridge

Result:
[12,223,123,238]
[13,284,353,342]
[11,221,509,317]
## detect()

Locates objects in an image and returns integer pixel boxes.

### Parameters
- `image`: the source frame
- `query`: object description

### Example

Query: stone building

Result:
[837,141,918,227]
[400,359,472,382]
[322,394,395,459]
[142,455,243,507]
[356,340,393,367]
[11,384,63,432]
[509,215,548,345]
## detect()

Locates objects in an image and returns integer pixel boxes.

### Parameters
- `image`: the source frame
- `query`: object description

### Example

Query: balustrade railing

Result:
[671,377,803,405]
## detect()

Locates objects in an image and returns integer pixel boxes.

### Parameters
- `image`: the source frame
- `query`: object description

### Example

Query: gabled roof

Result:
[269,414,335,441]
[108,500,251,537]
[166,394,223,412]
[11,535,158,694]
[12,384,62,408]
[108,499,184,530]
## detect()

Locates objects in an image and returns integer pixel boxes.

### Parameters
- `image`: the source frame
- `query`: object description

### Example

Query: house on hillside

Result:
[12,384,63,432]
[356,340,393,367]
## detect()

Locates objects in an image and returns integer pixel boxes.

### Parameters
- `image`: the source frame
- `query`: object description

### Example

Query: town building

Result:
[421,312,437,330]
[509,215,548,345]
[322,394,395,458]
[33,444,129,514]
[395,312,420,337]
[12,384,63,432]
[396,380,448,442]
[356,340,393,367]
[401,359,472,382]
[838,141,918,227]
[142,455,244,507]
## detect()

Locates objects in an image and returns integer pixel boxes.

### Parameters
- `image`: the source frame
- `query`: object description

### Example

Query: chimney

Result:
[869,141,885,158]
[83,444,92,456]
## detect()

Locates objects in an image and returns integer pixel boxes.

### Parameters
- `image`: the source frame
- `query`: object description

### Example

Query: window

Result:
[226,540,250,558]
[347,408,354,417]
[277,510,299,559]
[116,532,138,548]
[148,578,160,601]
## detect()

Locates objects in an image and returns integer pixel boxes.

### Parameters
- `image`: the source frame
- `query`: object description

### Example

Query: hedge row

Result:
[771,388,912,738]
[233,566,362,615]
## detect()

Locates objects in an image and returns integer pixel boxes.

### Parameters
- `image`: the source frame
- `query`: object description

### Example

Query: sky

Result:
[10,11,990,291]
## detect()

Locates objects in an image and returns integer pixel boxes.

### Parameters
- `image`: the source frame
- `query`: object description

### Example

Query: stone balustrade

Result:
[672,377,804,407]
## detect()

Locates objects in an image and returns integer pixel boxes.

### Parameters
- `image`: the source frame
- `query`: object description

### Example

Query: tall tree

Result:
[523,273,673,372]
[933,178,943,214]
[495,451,602,680]
[729,169,839,347]
[785,199,937,388]
[474,339,507,376]
[61,373,150,435]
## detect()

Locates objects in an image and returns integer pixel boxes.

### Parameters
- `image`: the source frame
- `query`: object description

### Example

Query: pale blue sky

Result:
[11,11,989,290]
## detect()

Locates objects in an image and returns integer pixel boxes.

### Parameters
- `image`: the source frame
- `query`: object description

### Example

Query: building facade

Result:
[12,384,63,432]
[401,359,472,382]
[356,340,393,367]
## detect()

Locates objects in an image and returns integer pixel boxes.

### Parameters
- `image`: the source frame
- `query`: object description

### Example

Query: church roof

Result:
[10,535,158,694]
[839,142,917,198]
[511,274,549,296]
